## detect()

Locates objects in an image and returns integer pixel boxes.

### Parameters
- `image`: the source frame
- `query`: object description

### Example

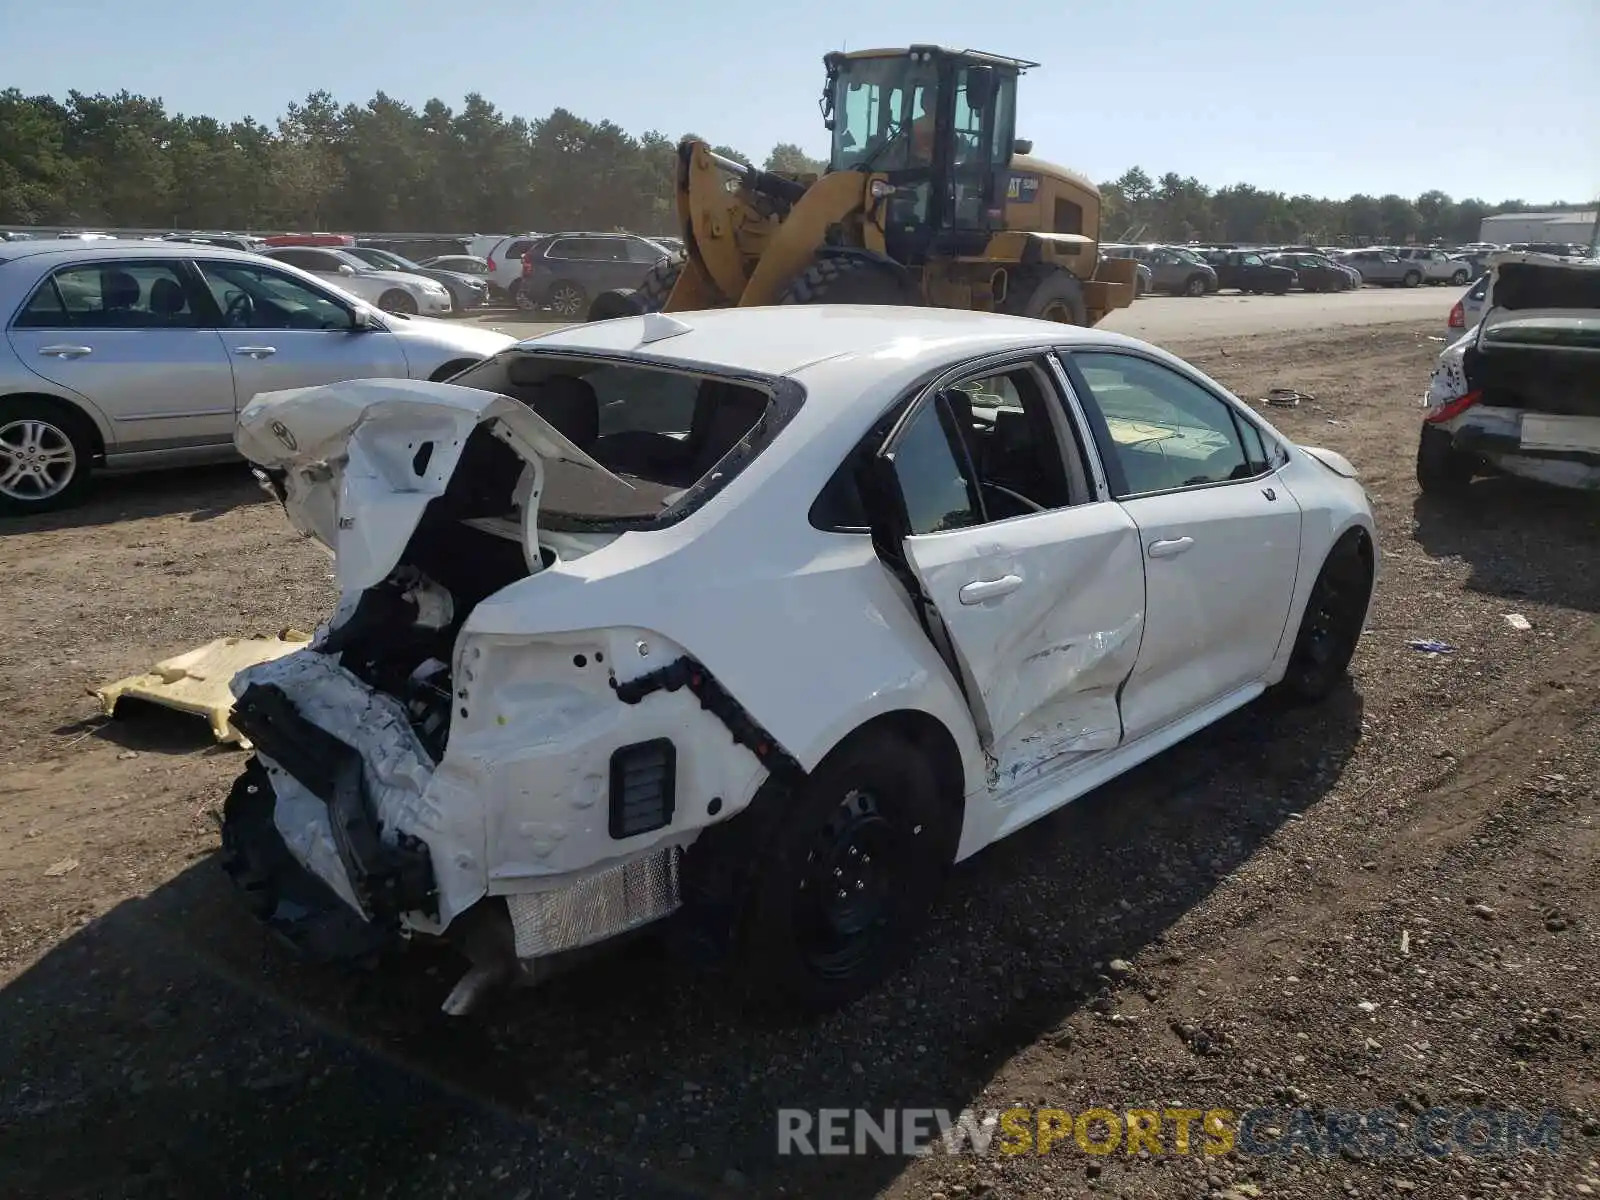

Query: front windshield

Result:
[829,55,938,171]
[358,248,420,271]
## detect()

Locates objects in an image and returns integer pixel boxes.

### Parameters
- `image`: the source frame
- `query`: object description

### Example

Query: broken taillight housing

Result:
[1448,300,1464,329]
[1425,388,1481,424]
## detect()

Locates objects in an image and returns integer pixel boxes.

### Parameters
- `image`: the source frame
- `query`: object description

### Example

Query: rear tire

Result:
[739,733,955,1012]
[1415,423,1476,496]
[378,290,417,315]
[545,280,587,320]
[1279,531,1372,703]
[1183,274,1209,297]
[1402,270,1422,288]
[779,256,914,306]
[999,264,1088,325]
[510,279,537,311]
[0,396,95,517]
[1450,269,1469,285]
[635,253,685,312]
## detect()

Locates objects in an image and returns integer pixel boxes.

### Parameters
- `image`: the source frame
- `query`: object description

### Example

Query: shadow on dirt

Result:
[54,699,235,758]
[1412,478,1600,614]
[0,686,1364,1199]
[0,463,263,537]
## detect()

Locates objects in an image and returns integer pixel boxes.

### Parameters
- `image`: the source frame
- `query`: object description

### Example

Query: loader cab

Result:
[823,46,1027,264]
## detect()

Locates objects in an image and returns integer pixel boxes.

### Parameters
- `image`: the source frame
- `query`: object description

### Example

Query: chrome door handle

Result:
[1148,536,1195,559]
[39,345,92,359]
[234,346,277,358]
[958,574,1023,605]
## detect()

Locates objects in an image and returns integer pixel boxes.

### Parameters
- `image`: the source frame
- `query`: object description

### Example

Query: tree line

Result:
[0,88,1575,245]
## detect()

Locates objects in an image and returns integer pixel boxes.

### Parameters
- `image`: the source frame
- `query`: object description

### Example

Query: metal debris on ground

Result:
[1503,613,1533,631]
[1263,388,1315,408]
[44,858,79,877]
[93,631,312,746]
[1406,639,1456,655]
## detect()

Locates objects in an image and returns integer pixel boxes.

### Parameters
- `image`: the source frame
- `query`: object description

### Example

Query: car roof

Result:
[0,241,266,268]
[512,304,1150,385]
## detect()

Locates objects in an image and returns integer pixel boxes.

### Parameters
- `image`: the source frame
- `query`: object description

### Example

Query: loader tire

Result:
[635,253,686,312]
[779,256,913,306]
[1000,264,1088,325]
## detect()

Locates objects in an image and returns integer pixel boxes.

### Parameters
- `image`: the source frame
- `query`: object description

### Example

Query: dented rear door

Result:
[869,388,1145,786]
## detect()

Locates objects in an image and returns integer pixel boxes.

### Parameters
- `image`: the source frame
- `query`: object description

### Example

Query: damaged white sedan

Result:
[221,306,1377,1014]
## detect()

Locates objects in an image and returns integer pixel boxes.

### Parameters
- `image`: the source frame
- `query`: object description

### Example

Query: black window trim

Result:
[808,346,1100,535]
[1055,345,1287,502]
[10,256,220,331]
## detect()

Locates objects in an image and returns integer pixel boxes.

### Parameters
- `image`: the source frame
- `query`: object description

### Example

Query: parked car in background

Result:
[0,242,514,514]
[1202,250,1296,295]
[56,232,118,242]
[1393,247,1471,286]
[259,247,453,316]
[1445,272,1490,341]
[481,234,544,306]
[1419,256,1600,494]
[343,246,489,313]
[1103,245,1217,296]
[420,254,506,304]
[358,236,471,262]
[1265,252,1353,292]
[518,232,671,318]
[1335,248,1422,287]
[164,232,265,253]
[262,233,355,248]
[222,304,1377,1013]
[1450,249,1495,278]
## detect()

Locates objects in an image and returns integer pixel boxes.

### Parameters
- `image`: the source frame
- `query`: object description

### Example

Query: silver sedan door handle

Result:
[958,574,1023,605]
[1148,536,1195,559]
[39,344,92,359]
[234,346,277,358]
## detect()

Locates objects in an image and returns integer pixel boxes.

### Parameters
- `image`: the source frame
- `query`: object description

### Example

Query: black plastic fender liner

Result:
[230,683,439,923]
[610,655,803,779]
[220,757,399,963]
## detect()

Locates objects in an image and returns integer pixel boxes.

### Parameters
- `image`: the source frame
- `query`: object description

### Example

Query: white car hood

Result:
[236,378,632,593]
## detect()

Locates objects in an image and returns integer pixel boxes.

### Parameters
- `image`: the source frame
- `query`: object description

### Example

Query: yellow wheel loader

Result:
[588,45,1138,325]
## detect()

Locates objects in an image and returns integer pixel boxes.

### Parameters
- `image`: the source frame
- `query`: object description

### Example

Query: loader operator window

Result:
[829,56,937,173]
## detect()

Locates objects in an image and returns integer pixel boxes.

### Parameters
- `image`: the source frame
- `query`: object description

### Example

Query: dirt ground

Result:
[1,320,1596,1199]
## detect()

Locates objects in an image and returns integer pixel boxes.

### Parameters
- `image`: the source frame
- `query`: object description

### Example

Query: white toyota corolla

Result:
[222,305,1378,1015]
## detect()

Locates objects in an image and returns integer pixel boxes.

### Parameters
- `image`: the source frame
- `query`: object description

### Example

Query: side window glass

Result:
[1235,416,1269,473]
[14,277,70,328]
[547,239,579,260]
[627,239,666,264]
[942,362,1078,516]
[889,399,982,536]
[195,262,353,331]
[1070,352,1252,497]
[17,262,200,329]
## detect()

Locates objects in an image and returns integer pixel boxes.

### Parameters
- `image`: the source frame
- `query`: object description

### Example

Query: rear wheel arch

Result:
[1,390,106,458]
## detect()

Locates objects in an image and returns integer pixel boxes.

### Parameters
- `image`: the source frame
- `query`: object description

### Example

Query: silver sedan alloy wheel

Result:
[0,417,77,501]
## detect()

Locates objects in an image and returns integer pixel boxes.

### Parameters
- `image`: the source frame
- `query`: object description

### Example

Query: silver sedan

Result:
[0,242,516,515]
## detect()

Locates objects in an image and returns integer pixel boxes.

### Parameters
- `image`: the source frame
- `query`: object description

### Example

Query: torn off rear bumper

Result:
[230,682,441,925]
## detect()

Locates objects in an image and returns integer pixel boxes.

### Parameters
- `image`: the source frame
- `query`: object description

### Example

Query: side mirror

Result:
[337,263,356,276]
[966,66,996,110]
[1013,138,1033,155]
[351,306,376,330]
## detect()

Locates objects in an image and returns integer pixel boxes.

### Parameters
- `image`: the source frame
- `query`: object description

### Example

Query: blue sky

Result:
[1,0,1595,203]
